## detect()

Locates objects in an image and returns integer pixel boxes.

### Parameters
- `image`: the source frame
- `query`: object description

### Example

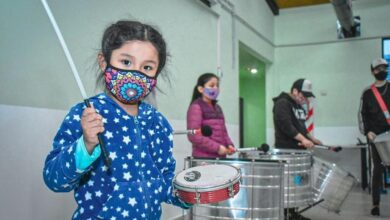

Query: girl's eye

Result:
[143,65,153,71]
[121,60,132,66]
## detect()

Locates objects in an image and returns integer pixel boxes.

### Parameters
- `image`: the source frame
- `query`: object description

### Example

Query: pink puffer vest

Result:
[186,98,234,158]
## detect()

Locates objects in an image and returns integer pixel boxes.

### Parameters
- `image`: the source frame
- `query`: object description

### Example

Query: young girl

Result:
[43,20,189,220]
[186,73,235,158]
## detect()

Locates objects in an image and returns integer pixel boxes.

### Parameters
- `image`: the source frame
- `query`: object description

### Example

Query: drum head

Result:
[174,164,240,192]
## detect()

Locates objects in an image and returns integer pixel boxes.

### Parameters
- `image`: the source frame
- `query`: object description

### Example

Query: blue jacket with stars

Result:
[43,93,186,219]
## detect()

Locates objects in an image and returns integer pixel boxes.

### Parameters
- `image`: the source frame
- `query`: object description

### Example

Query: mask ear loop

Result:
[41,0,112,168]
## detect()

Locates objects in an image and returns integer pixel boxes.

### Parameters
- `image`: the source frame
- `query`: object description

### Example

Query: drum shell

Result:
[186,157,285,220]
[241,149,314,208]
[374,132,390,166]
[312,157,357,213]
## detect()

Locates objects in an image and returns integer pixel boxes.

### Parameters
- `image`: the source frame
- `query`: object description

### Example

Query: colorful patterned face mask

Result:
[203,87,219,100]
[104,64,157,104]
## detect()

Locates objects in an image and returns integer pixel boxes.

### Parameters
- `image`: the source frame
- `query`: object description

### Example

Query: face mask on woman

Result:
[203,87,219,100]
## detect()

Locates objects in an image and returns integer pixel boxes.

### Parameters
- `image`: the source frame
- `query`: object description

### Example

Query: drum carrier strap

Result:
[371,84,390,125]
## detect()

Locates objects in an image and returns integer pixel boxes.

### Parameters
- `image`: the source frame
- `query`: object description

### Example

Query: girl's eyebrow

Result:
[119,53,132,58]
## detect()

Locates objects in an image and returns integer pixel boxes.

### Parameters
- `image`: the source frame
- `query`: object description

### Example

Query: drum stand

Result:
[297,198,325,214]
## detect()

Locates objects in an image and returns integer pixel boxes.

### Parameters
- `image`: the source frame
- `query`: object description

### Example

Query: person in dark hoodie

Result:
[273,78,322,150]
[272,78,322,220]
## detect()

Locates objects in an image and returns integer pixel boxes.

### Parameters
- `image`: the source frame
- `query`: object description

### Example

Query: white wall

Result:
[0,0,273,219]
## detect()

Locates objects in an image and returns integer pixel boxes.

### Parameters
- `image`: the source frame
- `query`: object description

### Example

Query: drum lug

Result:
[195,191,201,204]
[228,184,234,197]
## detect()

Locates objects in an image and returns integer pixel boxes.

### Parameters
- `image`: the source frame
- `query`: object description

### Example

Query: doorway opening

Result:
[239,42,266,148]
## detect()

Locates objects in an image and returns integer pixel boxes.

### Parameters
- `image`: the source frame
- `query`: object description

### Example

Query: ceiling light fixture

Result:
[250,68,258,74]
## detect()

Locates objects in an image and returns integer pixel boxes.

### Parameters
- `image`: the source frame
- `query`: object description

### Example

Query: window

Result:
[383,38,390,80]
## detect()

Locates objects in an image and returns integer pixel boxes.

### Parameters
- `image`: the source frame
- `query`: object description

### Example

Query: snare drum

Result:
[312,157,357,213]
[173,164,241,204]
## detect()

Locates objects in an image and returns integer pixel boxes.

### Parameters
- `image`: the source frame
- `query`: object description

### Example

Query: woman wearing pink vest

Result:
[186,73,235,158]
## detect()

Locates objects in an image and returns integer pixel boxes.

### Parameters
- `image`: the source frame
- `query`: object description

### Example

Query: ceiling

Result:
[275,0,330,9]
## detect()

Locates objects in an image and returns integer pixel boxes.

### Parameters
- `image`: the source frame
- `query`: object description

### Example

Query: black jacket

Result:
[273,92,308,149]
[359,81,390,135]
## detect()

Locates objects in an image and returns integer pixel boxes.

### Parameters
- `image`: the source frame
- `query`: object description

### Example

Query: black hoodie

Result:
[273,92,308,149]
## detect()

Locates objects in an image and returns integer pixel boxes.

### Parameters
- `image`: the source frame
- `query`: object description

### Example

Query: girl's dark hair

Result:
[96,20,167,89]
[191,73,219,104]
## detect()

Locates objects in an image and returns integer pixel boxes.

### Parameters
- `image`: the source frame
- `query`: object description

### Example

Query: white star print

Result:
[95,190,102,197]
[114,184,119,191]
[85,191,92,200]
[67,146,73,154]
[121,210,129,218]
[128,197,137,206]
[109,152,117,161]
[141,151,146,158]
[123,172,132,181]
[101,165,108,172]
[73,115,81,121]
[123,136,130,144]
[104,131,113,139]
[65,129,72,135]
[122,126,128,132]
[127,153,133,159]
[114,118,119,123]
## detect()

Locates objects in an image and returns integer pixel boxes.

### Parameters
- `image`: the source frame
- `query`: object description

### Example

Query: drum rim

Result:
[173,164,241,192]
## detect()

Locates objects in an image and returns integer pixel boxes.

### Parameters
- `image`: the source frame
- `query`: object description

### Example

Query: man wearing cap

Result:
[272,78,322,220]
[359,58,389,216]
[273,78,322,150]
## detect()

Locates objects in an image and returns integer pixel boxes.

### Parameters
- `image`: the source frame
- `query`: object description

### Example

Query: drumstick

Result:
[41,0,111,167]
[315,145,342,152]
[229,144,270,154]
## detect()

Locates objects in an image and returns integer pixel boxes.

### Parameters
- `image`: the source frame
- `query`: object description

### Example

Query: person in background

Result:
[272,78,322,220]
[359,58,389,216]
[43,20,190,220]
[186,73,235,158]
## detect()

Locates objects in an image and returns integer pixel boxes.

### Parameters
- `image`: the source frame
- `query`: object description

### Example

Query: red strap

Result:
[371,84,390,125]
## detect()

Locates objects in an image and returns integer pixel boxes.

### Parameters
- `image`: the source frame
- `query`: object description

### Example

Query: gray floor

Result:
[179,185,390,220]
[303,186,390,220]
